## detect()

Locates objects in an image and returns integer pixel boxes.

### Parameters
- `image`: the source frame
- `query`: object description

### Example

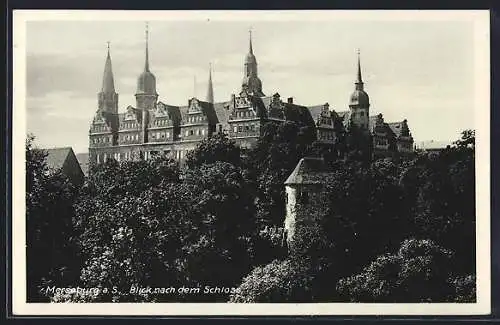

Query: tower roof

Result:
[349,49,369,107]
[101,42,115,93]
[136,22,157,95]
[249,29,253,54]
[284,157,328,185]
[206,63,214,104]
[242,28,264,96]
[245,29,257,63]
[356,49,363,85]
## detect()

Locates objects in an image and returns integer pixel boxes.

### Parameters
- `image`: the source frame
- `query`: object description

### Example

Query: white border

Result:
[12,10,491,316]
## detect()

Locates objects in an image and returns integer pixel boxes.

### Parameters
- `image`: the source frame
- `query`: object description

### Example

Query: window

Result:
[96,154,100,164]
[251,124,255,131]
[360,111,364,116]
[238,126,243,132]
[245,125,249,131]
[233,126,238,133]
[166,132,170,138]
[190,130,194,136]
[298,191,309,204]
[201,129,205,136]
[185,130,189,137]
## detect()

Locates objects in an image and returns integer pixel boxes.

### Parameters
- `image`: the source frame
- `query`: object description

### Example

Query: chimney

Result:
[287,97,293,104]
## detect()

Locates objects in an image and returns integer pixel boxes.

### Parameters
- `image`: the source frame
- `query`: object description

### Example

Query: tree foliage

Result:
[71,157,256,302]
[27,128,476,303]
[185,133,241,168]
[336,239,474,302]
[26,134,81,301]
[229,259,314,303]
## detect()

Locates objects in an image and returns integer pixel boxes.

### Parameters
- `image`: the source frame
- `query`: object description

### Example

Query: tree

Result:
[71,156,185,302]
[72,159,257,302]
[185,133,241,168]
[180,162,257,299]
[243,121,314,227]
[410,130,475,275]
[229,259,314,303]
[336,239,474,302]
[74,183,197,302]
[26,134,81,302]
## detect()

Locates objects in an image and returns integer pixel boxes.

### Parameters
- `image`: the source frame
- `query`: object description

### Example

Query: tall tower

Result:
[206,63,214,104]
[348,50,370,131]
[135,23,158,143]
[241,29,265,97]
[97,42,119,113]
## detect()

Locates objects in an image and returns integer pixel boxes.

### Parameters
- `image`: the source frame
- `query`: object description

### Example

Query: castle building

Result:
[88,26,413,166]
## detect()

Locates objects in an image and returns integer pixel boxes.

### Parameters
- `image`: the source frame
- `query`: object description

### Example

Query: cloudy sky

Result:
[22,11,484,154]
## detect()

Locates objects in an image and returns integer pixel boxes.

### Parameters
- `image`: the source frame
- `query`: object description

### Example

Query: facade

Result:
[88,27,413,166]
[45,147,85,186]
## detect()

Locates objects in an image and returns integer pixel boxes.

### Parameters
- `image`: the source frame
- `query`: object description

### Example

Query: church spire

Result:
[242,28,264,96]
[249,29,253,55]
[206,63,214,104]
[355,49,364,91]
[144,22,150,72]
[101,41,115,93]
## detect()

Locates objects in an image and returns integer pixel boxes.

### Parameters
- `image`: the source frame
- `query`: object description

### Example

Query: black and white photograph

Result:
[12,10,490,315]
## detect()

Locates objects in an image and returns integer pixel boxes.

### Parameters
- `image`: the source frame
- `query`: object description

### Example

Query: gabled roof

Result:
[307,105,325,122]
[197,99,219,125]
[337,111,350,119]
[260,96,272,108]
[251,96,271,118]
[45,147,73,170]
[180,98,219,125]
[387,121,405,138]
[75,152,90,176]
[285,157,329,185]
[283,103,314,127]
[163,104,182,125]
[213,101,230,127]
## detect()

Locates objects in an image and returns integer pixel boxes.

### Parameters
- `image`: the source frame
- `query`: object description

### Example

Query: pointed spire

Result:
[206,63,214,104]
[144,22,150,72]
[249,28,253,54]
[101,41,115,93]
[355,48,364,91]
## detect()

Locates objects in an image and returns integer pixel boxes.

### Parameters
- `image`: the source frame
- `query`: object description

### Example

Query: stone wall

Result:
[284,183,327,252]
